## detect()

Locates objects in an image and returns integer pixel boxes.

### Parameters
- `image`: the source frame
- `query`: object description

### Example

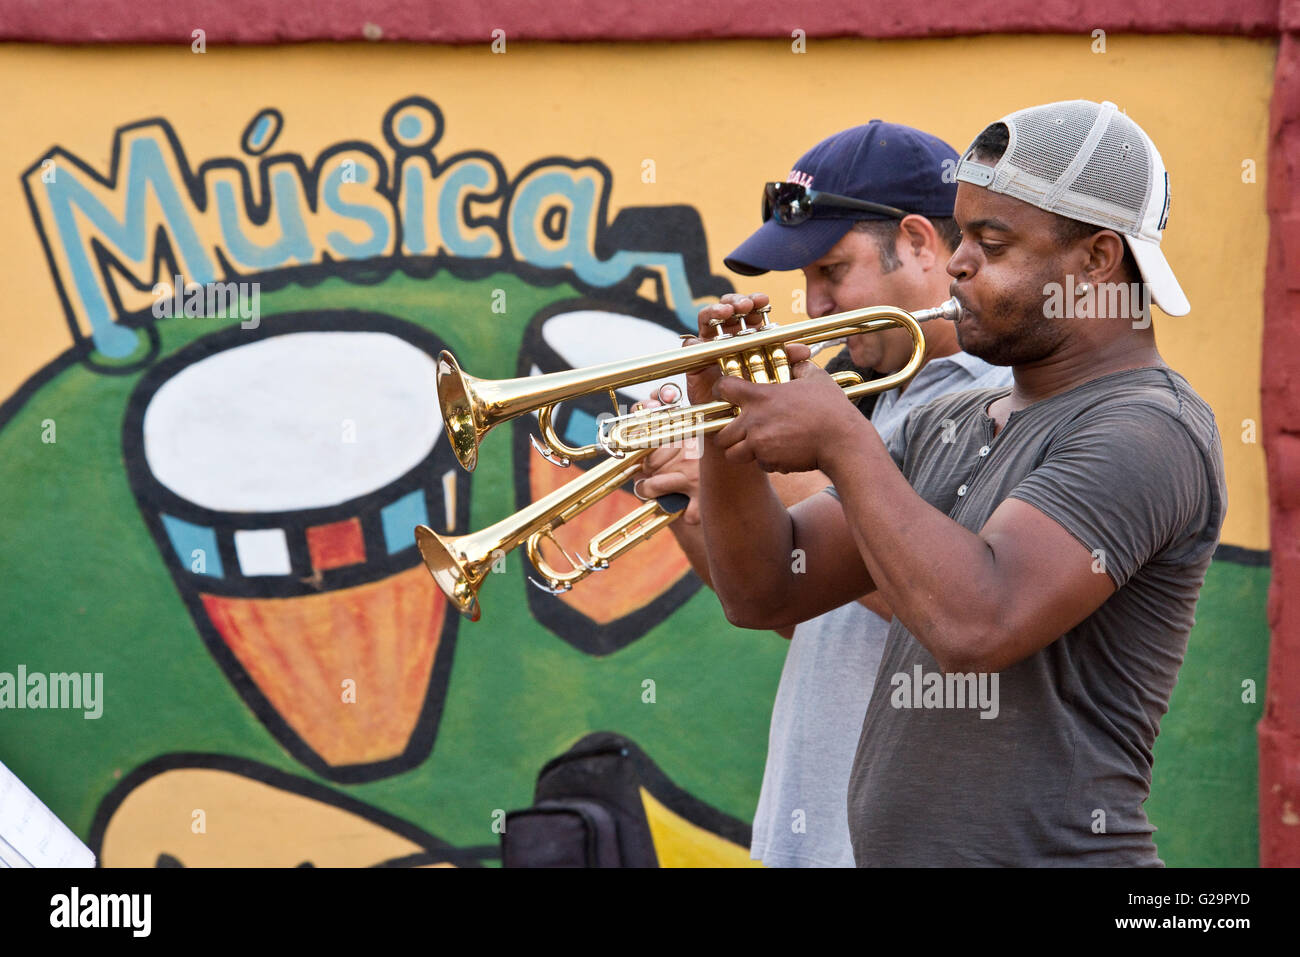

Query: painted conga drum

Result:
[123,314,469,782]
[515,300,699,655]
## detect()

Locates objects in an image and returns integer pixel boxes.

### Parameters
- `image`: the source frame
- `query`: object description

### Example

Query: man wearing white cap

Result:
[688,100,1227,865]
[637,120,1009,867]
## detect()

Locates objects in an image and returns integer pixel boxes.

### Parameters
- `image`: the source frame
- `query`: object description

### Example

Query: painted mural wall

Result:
[0,35,1275,865]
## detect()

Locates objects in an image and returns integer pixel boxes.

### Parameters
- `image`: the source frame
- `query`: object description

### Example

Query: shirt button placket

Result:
[959,445,992,498]
[958,420,998,503]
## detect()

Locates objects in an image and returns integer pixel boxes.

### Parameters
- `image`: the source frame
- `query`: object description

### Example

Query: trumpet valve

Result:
[735,305,771,336]
[768,343,792,382]
[735,311,761,336]
[718,352,746,378]
[744,350,772,383]
[709,303,769,339]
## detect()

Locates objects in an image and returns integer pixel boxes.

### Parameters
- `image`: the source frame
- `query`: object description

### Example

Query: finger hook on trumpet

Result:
[529,432,570,468]
[528,575,572,596]
[655,382,682,405]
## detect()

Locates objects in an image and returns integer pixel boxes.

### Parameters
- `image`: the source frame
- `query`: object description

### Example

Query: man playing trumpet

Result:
[636,120,1009,867]
[669,101,1226,866]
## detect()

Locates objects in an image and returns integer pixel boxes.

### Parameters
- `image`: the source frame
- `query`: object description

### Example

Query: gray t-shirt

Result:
[847,365,1226,866]
[750,353,1011,868]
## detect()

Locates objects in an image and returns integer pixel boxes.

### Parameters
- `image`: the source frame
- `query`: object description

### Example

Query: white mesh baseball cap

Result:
[956,100,1189,316]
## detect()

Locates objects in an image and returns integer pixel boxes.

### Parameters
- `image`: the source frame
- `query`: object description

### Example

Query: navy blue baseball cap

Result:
[724,120,960,276]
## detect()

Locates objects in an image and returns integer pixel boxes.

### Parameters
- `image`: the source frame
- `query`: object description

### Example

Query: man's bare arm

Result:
[825,422,1114,672]
[644,453,850,638]
[710,367,1116,673]
[697,440,876,630]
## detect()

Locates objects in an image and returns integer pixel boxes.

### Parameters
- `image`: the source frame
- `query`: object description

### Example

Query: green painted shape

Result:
[1146,559,1270,867]
[0,271,784,860]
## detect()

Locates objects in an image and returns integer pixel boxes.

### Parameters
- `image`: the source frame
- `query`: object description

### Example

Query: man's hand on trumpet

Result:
[634,442,702,526]
[633,291,779,522]
[631,386,837,639]
[632,293,778,525]
[684,292,812,403]
[681,290,867,475]
[712,358,861,475]
[634,289,829,523]
[628,293,890,636]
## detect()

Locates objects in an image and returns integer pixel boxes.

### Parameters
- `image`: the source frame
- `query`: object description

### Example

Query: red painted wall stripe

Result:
[0,0,1283,43]
[1260,0,1300,868]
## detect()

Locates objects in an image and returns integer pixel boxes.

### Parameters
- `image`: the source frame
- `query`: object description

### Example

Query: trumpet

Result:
[437,299,961,471]
[415,448,687,621]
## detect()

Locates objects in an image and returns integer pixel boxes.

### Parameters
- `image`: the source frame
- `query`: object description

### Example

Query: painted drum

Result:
[122,314,470,783]
[514,300,700,655]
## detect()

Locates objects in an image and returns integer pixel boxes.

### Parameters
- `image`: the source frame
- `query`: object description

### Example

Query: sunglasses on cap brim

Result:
[762,181,911,225]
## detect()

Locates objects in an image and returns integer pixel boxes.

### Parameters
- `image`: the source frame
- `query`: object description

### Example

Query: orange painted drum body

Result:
[201,565,447,767]
[123,314,469,783]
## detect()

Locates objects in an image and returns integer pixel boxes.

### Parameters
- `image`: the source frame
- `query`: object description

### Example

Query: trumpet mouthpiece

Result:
[914,298,963,324]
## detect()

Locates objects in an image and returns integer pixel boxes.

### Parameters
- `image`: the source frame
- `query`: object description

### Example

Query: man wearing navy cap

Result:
[637,120,1009,867]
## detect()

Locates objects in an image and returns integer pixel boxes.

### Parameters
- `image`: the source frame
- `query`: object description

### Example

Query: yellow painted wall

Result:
[0,34,1273,550]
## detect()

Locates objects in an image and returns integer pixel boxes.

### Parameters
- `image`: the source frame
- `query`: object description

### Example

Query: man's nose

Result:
[946,243,976,281]
[805,290,834,319]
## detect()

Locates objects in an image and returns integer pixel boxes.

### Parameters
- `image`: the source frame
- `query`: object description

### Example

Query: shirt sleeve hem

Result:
[1003,489,1126,590]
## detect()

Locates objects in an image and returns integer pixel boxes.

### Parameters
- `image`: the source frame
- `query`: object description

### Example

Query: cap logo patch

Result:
[955,158,995,187]
[787,169,814,188]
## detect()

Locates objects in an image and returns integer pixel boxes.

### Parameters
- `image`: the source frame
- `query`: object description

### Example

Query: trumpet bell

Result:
[414,524,482,622]
[436,352,484,472]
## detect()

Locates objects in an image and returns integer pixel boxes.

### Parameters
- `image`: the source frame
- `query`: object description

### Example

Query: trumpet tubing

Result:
[437,299,961,471]
[602,370,868,451]
[424,297,959,617]
[415,447,680,621]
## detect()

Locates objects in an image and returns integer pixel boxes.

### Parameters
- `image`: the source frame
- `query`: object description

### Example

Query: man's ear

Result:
[1081,229,1128,285]
[898,214,940,269]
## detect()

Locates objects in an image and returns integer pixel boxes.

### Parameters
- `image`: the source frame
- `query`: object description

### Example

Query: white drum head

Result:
[538,310,689,404]
[142,331,440,513]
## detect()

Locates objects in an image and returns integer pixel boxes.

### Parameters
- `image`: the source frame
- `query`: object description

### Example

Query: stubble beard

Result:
[955,273,1072,367]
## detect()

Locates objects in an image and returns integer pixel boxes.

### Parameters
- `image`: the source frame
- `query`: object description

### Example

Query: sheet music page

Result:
[0,760,95,868]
